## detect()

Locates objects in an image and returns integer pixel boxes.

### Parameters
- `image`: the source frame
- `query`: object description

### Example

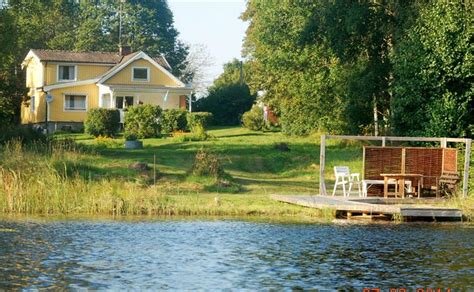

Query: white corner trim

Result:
[21,50,41,68]
[63,93,88,112]
[44,78,100,91]
[97,51,186,87]
[131,66,150,82]
[57,64,78,82]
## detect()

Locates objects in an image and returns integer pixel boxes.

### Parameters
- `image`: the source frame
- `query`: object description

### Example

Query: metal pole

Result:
[463,139,471,198]
[119,1,123,45]
[45,95,49,135]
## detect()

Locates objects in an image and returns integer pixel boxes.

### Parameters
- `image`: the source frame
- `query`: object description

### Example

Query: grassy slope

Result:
[1,126,471,220]
[61,127,364,196]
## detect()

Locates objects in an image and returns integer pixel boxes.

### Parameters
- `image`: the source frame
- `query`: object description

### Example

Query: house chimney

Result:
[119,45,132,56]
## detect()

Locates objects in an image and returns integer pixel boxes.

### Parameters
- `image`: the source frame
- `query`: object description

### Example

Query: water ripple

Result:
[0,219,473,290]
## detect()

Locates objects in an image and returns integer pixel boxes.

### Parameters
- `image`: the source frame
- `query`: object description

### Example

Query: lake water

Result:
[0,218,473,290]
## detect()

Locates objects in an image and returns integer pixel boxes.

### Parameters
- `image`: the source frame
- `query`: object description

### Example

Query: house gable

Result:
[99,51,184,87]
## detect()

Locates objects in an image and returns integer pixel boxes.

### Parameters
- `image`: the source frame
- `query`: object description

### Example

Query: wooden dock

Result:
[271,195,463,220]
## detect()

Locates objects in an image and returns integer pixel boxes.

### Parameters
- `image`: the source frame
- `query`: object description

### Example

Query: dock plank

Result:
[400,208,462,218]
[271,195,400,214]
[271,195,463,219]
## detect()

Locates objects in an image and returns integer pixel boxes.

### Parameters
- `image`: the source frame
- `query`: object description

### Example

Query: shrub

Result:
[191,149,224,177]
[162,109,188,134]
[242,106,265,131]
[189,149,241,193]
[194,83,256,125]
[124,105,162,139]
[84,108,120,137]
[186,112,213,131]
[94,136,122,149]
[0,126,46,145]
[124,133,137,141]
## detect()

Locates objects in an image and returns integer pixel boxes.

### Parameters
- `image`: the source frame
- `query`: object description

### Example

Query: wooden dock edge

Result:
[271,194,463,220]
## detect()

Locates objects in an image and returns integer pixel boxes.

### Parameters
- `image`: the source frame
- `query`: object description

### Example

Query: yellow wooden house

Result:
[21,47,192,132]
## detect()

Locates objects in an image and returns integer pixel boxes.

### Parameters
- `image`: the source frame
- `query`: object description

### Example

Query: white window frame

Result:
[63,94,88,112]
[57,64,77,82]
[131,67,150,82]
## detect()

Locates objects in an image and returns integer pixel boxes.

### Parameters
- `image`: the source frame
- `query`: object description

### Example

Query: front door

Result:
[115,96,134,109]
[115,96,134,123]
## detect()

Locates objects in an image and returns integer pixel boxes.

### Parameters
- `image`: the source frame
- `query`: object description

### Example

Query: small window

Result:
[132,67,149,81]
[125,96,134,107]
[64,95,86,111]
[58,65,76,81]
[115,96,124,109]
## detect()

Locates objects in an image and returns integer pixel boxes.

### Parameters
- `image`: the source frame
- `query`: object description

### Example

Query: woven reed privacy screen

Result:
[363,146,458,195]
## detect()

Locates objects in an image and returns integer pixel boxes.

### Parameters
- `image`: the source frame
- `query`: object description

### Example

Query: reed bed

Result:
[0,139,334,221]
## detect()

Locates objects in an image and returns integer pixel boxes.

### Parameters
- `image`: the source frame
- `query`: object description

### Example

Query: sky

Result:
[168,0,248,85]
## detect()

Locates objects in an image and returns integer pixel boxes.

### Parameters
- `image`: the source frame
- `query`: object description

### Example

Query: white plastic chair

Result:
[332,166,361,197]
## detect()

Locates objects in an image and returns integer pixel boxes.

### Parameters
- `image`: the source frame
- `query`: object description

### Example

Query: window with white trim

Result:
[132,67,149,81]
[58,65,76,81]
[64,95,86,111]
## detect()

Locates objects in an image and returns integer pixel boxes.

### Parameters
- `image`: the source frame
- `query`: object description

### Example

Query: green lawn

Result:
[55,126,364,196]
[3,126,471,220]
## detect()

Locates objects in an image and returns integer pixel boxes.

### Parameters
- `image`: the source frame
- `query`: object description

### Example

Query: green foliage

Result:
[242,1,350,135]
[124,133,137,141]
[186,112,213,131]
[195,82,256,125]
[392,1,473,137]
[0,126,46,145]
[0,8,26,127]
[84,109,120,137]
[162,109,188,133]
[194,59,256,126]
[124,105,162,139]
[242,106,265,131]
[242,0,472,137]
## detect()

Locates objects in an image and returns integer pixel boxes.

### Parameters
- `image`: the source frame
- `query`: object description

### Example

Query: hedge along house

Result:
[21,48,192,132]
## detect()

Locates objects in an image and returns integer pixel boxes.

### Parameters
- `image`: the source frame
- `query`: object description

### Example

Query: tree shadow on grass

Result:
[80,140,363,185]
[214,133,265,139]
[233,176,318,193]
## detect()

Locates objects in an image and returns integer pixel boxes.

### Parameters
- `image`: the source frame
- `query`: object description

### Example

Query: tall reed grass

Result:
[0,139,333,220]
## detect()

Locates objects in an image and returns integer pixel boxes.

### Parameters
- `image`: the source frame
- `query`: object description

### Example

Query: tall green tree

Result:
[242,1,347,135]
[392,1,473,137]
[0,4,25,126]
[194,59,256,125]
[121,0,189,79]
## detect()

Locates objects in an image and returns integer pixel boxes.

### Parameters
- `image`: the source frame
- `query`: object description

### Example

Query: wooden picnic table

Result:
[380,173,423,199]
